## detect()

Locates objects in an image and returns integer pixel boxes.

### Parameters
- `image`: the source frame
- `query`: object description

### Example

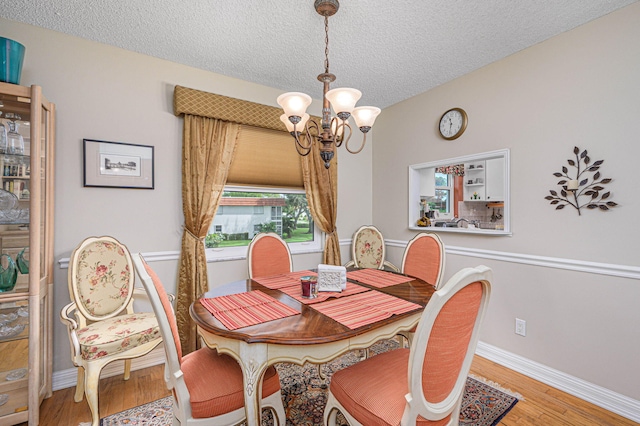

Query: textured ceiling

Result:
[1,0,637,108]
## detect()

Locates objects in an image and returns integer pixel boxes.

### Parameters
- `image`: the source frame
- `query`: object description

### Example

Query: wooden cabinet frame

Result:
[0,82,54,425]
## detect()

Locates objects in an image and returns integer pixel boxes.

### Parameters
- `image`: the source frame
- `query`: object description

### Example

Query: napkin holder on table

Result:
[317,264,346,292]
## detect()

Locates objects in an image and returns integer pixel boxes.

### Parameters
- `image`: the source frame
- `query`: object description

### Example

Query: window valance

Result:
[174,85,284,131]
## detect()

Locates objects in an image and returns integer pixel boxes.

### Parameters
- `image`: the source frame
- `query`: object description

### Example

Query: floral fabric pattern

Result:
[77,312,160,360]
[435,164,465,176]
[354,228,384,269]
[75,240,133,317]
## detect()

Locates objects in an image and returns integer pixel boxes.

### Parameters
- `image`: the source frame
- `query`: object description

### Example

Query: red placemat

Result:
[200,290,299,330]
[279,281,369,305]
[311,290,422,329]
[347,269,413,288]
[252,270,316,289]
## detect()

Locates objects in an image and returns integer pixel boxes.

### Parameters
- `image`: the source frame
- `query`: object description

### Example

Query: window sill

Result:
[205,246,324,263]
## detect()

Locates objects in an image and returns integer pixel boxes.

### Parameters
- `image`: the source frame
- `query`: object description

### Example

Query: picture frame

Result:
[83,139,154,189]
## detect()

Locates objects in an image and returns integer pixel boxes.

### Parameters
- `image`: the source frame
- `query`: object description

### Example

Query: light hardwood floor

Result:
[33,355,637,426]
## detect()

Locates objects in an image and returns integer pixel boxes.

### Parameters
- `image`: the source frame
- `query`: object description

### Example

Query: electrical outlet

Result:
[515,318,526,336]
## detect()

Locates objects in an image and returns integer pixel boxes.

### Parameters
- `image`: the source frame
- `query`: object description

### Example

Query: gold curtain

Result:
[176,115,240,354]
[301,148,341,265]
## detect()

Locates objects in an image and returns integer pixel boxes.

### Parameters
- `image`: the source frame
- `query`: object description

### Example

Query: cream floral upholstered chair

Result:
[344,225,399,271]
[324,265,492,426]
[132,253,286,425]
[60,236,162,426]
[247,232,293,278]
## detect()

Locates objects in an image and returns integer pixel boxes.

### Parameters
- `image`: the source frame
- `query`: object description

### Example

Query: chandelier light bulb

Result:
[277,92,312,119]
[325,88,361,118]
[352,106,381,131]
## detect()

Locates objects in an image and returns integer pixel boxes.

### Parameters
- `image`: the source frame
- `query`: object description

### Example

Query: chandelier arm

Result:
[292,131,312,156]
[332,118,351,148]
[293,119,321,156]
[344,131,367,154]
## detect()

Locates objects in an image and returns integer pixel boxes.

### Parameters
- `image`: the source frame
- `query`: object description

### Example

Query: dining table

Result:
[190,268,436,426]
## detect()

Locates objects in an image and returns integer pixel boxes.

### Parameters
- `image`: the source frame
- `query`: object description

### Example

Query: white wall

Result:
[0,18,372,373]
[374,2,640,403]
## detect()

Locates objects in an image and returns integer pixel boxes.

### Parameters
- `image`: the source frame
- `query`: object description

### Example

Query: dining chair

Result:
[247,232,293,278]
[60,236,162,426]
[401,232,446,289]
[344,225,399,272]
[324,265,492,426]
[132,253,287,425]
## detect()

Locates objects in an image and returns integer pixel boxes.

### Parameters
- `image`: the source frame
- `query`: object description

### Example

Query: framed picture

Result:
[83,139,154,189]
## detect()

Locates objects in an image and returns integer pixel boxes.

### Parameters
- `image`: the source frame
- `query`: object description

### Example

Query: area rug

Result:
[94,340,519,426]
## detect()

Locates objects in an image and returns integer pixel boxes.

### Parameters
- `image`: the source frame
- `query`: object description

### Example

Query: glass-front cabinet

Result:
[0,83,54,425]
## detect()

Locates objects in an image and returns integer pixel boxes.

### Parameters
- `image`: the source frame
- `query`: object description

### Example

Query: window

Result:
[206,186,322,260]
[431,172,453,218]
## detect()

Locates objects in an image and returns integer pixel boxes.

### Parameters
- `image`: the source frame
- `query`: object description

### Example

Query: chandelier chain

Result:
[324,15,330,74]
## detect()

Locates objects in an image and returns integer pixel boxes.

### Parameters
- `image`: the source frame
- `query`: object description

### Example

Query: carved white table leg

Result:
[238,342,269,426]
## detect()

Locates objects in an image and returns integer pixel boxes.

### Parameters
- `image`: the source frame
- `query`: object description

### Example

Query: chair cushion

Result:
[250,236,291,277]
[77,312,161,361]
[330,348,450,425]
[403,236,442,286]
[182,348,281,418]
[144,262,182,362]
[353,228,384,269]
[74,239,134,318]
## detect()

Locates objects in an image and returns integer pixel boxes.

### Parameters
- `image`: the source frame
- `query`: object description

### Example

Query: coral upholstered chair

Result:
[132,253,286,425]
[60,236,162,426]
[398,233,446,347]
[401,232,446,289]
[324,265,492,426]
[345,225,399,272]
[247,232,293,278]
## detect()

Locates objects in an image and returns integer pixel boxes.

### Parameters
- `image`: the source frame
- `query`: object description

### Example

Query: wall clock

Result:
[439,108,468,140]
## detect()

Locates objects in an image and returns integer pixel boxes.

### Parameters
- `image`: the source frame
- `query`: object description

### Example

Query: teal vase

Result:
[16,248,28,274]
[0,254,17,292]
[0,38,26,85]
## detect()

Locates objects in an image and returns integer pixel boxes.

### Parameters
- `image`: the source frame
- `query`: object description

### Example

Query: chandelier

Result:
[277,0,381,169]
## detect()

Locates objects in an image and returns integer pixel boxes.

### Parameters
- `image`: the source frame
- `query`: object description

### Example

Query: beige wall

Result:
[0,18,372,373]
[374,3,640,400]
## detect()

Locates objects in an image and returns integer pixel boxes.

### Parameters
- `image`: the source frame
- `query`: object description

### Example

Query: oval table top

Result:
[190,271,436,346]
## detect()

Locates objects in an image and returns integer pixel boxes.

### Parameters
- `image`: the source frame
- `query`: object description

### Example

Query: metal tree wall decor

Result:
[545,146,617,215]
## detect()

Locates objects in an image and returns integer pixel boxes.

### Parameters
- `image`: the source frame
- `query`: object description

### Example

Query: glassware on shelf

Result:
[0,112,7,154]
[16,248,28,274]
[4,113,24,156]
[0,254,17,292]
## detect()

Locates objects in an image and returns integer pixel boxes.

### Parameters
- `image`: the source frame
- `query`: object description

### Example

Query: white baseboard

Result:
[52,346,166,391]
[476,341,640,423]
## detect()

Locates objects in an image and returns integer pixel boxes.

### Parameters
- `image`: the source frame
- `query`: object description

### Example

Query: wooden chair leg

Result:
[84,365,102,426]
[123,359,132,380]
[74,366,85,402]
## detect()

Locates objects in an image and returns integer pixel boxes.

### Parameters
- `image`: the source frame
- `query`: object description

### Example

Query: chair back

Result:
[402,265,492,424]
[247,232,293,278]
[68,236,135,322]
[350,225,387,269]
[132,253,192,421]
[401,232,445,289]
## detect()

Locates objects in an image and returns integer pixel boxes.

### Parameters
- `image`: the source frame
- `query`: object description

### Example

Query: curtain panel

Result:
[177,115,240,353]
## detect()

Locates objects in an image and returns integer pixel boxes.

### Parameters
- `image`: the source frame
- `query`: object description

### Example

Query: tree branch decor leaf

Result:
[545,146,618,216]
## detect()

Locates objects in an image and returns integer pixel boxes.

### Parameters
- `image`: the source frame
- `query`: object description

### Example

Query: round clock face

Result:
[439,108,467,140]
